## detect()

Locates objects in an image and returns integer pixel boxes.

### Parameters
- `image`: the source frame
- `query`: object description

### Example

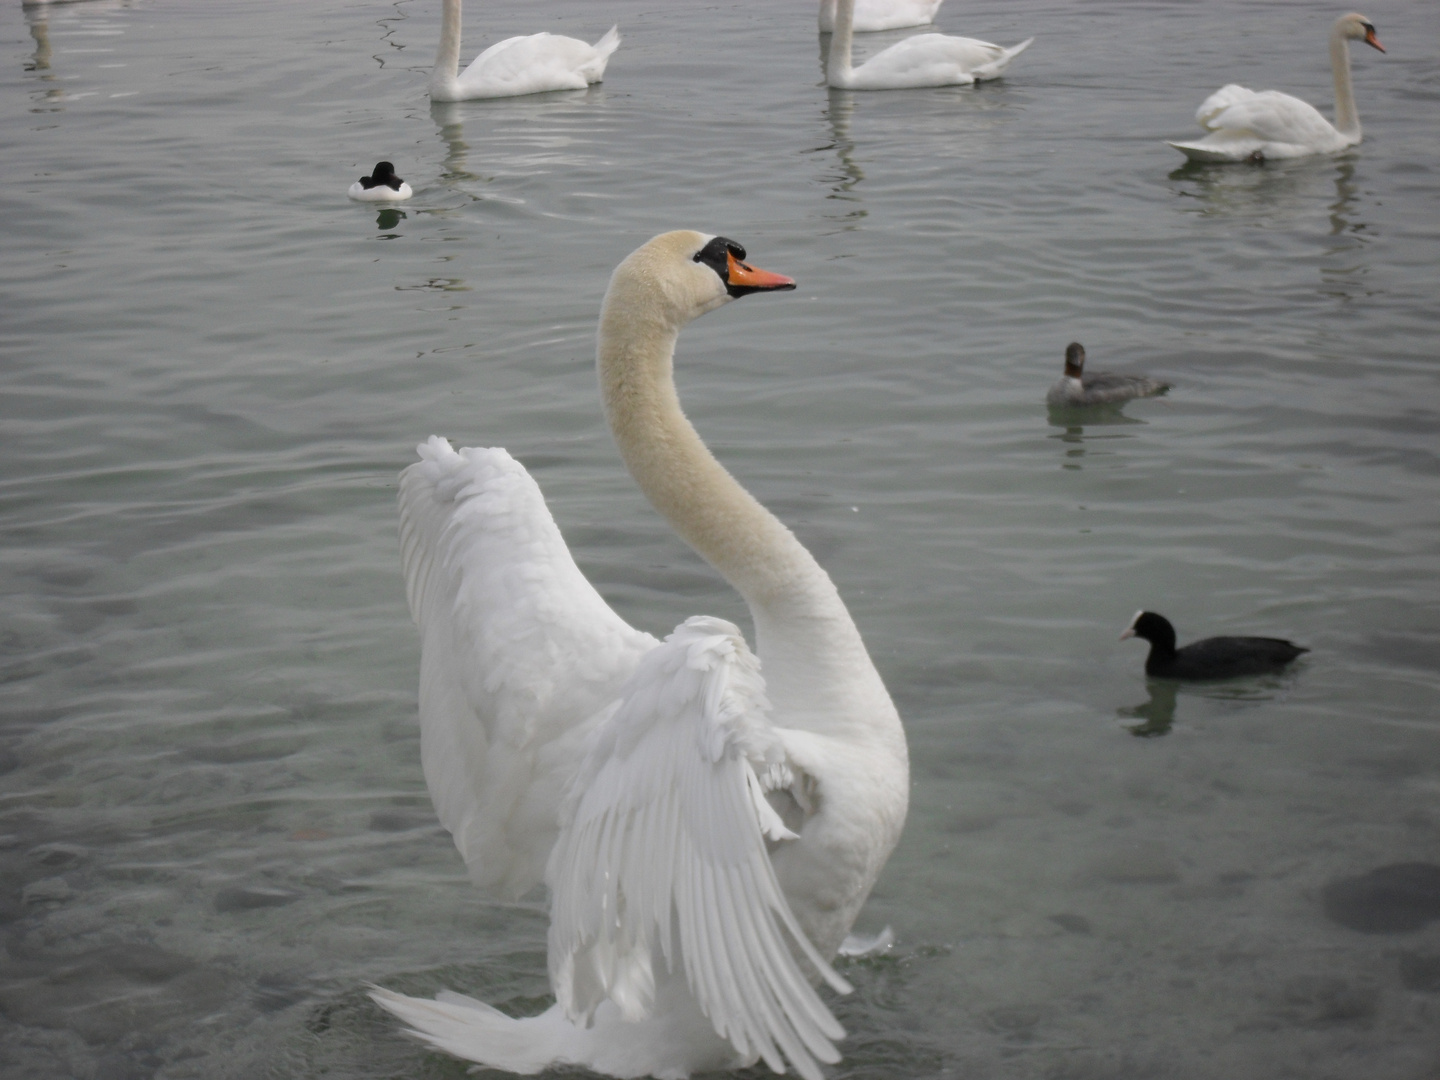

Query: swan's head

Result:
[1064,342,1086,377]
[603,231,795,331]
[1337,13,1384,52]
[361,161,404,191]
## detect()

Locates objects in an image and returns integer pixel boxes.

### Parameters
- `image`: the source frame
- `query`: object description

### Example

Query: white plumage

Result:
[825,0,1030,90]
[347,161,412,203]
[1168,13,1385,163]
[430,0,619,102]
[818,0,943,34]
[398,439,656,897]
[373,231,909,1080]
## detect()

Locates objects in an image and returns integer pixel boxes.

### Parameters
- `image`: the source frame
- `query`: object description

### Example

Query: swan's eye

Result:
[692,235,746,281]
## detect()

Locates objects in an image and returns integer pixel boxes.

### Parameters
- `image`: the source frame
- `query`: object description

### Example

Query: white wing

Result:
[854,33,1031,89]
[1195,84,1339,145]
[399,436,658,898]
[457,27,620,98]
[546,616,851,1080]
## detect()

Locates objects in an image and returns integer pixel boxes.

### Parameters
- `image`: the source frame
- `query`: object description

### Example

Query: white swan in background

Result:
[826,0,1031,90]
[429,0,619,101]
[347,161,413,202]
[371,231,910,1080]
[1168,13,1385,163]
[819,0,943,34]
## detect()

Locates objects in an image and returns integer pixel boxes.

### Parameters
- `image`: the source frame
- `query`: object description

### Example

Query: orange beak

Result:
[1364,26,1385,52]
[726,250,796,292]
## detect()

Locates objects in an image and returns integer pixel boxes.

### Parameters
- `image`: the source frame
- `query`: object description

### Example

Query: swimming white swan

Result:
[818,0,943,34]
[371,231,910,1080]
[1168,13,1385,163]
[429,0,619,102]
[825,0,1031,90]
[348,161,413,202]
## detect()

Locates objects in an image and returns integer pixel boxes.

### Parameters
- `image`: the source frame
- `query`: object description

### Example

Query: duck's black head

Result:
[361,161,403,191]
[1064,342,1086,378]
[1120,610,1176,654]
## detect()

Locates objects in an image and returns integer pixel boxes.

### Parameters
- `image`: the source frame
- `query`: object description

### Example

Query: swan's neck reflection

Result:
[818,93,865,228]
[431,100,478,182]
[26,14,52,74]
[1328,161,1359,237]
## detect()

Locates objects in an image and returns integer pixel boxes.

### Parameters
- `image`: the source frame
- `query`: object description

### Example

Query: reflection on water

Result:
[1320,162,1374,304]
[1169,155,1362,222]
[1119,675,1294,738]
[817,93,866,228]
[430,101,479,183]
[1119,680,1178,737]
[24,11,51,73]
[1046,413,1143,470]
[1328,161,1362,237]
[375,208,406,234]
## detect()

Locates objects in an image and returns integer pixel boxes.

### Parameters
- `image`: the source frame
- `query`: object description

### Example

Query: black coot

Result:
[1120,611,1307,680]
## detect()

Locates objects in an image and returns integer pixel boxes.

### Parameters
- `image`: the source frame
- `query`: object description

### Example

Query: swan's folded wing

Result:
[460,31,611,95]
[546,616,851,1080]
[399,436,658,898]
[1200,88,1334,145]
[1195,83,1258,129]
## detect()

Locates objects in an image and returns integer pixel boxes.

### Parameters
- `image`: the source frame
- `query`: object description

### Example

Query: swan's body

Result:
[1168,13,1384,163]
[430,0,619,102]
[372,232,909,1080]
[825,0,1030,90]
[1047,343,1168,409]
[818,0,943,34]
[348,161,412,202]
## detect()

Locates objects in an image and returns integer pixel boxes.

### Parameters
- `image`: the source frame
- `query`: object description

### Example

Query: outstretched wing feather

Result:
[546,618,849,1080]
[398,436,657,898]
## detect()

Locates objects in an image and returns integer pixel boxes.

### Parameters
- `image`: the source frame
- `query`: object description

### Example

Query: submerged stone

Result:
[214,885,300,913]
[1398,953,1440,993]
[1321,862,1440,933]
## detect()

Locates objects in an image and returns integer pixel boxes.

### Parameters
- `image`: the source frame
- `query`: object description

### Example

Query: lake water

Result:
[2,0,1438,1077]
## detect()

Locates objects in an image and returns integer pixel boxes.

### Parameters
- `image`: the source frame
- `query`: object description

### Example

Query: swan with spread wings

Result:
[371,231,909,1080]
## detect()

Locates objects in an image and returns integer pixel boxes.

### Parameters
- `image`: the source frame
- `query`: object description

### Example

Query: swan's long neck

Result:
[430,0,462,100]
[599,306,832,615]
[1330,23,1360,138]
[826,0,855,88]
[597,293,886,736]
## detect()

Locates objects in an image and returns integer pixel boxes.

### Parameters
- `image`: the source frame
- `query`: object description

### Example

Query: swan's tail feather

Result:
[581,25,621,82]
[592,25,621,59]
[973,36,1033,80]
[369,985,580,1074]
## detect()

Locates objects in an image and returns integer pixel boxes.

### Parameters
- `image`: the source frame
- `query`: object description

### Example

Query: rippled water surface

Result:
[3,0,1439,1076]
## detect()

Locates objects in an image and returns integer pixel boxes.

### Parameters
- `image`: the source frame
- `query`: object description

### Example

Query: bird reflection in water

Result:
[430,100,481,183]
[25,9,52,74]
[375,207,406,234]
[1118,680,1178,737]
[812,92,866,230]
[1046,413,1142,471]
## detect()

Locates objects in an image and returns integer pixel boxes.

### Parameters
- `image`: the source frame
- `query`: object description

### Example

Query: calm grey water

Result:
[3,0,1439,1076]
